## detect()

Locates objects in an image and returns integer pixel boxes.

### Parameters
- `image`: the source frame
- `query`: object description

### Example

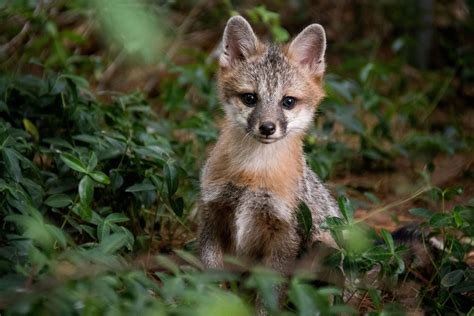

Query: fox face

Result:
[218,16,327,144]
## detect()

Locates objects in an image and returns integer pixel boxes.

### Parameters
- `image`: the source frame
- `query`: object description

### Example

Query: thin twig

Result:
[355,186,431,223]
[165,0,211,60]
[97,50,126,91]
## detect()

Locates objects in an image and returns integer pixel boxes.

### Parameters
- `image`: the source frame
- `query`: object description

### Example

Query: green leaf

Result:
[381,228,395,252]
[195,292,252,316]
[44,224,68,248]
[338,196,354,224]
[104,213,129,223]
[79,176,94,205]
[97,220,109,242]
[297,202,313,241]
[79,203,92,221]
[156,255,180,275]
[271,26,289,43]
[394,254,405,274]
[453,210,464,228]
[60,153,87,174]
[444,187,463,200]
[45,194,72,208]
[3,148,22,181]
[452,280,474,293]
[409,208,434,219]
[99,232,128,254]
[125,182,156,192]
[0,100,8,113]
[364,191,380,204]
[22,118,39,142]
[170,197,184,217]
[164,162,178,198]
[87,151,98,171]
[174,249,204,270]
[368,288,382,310]
[89,171,110,184]
[59,74,90,89]
[97,213,129,241]
[359,63,374,82]
[289,279,318,316]
[441,270,464,288]
[429,213,452,228]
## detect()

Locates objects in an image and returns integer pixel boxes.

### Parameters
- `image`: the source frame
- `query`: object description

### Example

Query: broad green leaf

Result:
[409,208,434,219]
[3,148,22,181]
[87,151,98,171]
[394,254,405,274]
[444,187,463,200]
[245,269,284,312]
[297,202,313,241]
[45,194,72,208]
[441,270,464,288]
[91,0,170,63]
[381,228,395,252]
[364,191,380,204]
[456,205,474,223]
[156,255,180,275]
[195,292,252,316]
[79,203,92,221]
[110,172,124,191]
[125,182,156,192]
[338,196,354,224]
[105,213,130,223]
[359,62,374,82]
[59,74,90,89]
[174,249,203,270]
[90,171,110,184]
[99,232,128,254]
[79,176,94,205]
[60,153,87,174]
[44,224,68,248]
[97,219,109,242]
[43,138,73,149]
[429,213,452,228]
[453,210,463,228]
[289,279,318,316]
[0,100,8,112]
[342,226,371,255]
[170,197,184,217]
[452,280,474,293]
[271,26,289,43]
[316,287,342,296]
[164,162,178,198]
[72,134,101,144]
[97,213,129,242]
[368,288,382,310]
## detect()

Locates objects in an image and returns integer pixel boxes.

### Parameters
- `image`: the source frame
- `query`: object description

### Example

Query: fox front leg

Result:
[199,236,224,269]
[197,203,227,269]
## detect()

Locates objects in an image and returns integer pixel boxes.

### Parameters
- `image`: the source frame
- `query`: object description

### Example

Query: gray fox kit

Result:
[198,16,340,275]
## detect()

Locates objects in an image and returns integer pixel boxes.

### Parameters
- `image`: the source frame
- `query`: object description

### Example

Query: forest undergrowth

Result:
[0,1,473,315]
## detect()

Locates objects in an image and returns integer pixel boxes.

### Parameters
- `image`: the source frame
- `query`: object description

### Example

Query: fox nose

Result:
[259,121,276,136]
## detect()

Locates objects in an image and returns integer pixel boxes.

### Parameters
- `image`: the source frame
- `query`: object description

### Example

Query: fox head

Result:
[218,16,326,144]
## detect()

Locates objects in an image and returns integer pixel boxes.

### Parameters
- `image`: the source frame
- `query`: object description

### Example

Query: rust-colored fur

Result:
[203,124,304,206]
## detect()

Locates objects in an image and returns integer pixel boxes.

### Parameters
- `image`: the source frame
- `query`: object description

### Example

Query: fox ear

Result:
[288,24,326,76]
[220,16,258,67]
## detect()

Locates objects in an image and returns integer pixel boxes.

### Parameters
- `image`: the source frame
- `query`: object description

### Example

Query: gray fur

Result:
[199,16,340,274]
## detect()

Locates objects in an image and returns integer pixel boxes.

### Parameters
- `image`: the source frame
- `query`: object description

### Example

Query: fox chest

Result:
[202,183,298,256]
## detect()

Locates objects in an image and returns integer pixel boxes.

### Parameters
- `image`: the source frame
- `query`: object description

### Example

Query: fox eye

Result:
[240,93,257,107]
[282,96,296,110]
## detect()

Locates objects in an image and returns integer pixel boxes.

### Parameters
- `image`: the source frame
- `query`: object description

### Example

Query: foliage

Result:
[1,0,473,315]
